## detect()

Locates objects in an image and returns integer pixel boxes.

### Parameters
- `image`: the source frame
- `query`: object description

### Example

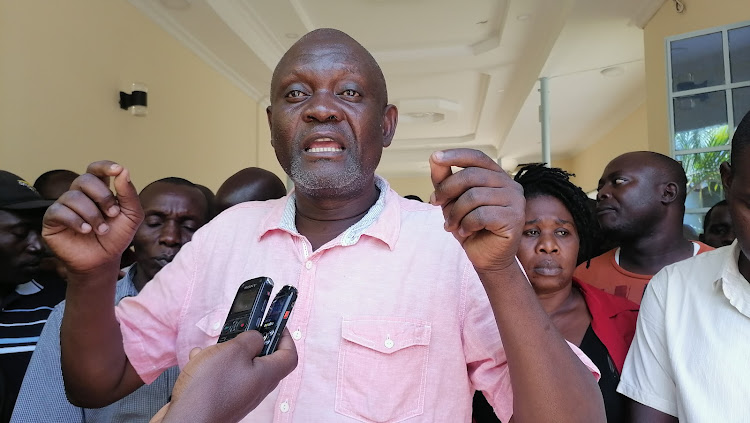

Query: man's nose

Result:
[159,222,181,246]
[303,92,342,123]
[26,230,44,254]
[596,186,610,202]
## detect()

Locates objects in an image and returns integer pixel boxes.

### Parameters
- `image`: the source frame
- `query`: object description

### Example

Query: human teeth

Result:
[308,147,342,153]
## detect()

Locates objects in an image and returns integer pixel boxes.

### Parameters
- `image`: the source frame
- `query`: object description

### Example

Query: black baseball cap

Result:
[0,170,54,211]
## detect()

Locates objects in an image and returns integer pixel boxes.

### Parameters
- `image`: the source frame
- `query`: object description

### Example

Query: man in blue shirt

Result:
[12,177,209,423]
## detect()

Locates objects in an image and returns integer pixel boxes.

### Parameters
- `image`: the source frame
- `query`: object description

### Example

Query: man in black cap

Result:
[0,170,66,423]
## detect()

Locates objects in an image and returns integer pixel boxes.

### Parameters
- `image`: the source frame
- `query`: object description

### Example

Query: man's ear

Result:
[720,161,732,192]
[381,104,398,148]
[266,106,274,147]
[662,181,679,204]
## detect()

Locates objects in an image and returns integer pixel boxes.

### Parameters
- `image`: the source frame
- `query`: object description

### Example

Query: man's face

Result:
[596,155,663,240]
[722,155,750,271]
[0,209,45,287]
[702,205,735,248]
[132,183,208,282]
[267,35,396,198]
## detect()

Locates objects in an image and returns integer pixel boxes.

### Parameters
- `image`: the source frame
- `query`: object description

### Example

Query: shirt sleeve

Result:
[11,302,84,423]
[464,260,601,423]
[115,226,203,384]
[617,269,678,417]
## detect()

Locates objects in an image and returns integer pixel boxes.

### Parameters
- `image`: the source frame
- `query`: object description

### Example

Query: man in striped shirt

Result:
[0,170,64,423]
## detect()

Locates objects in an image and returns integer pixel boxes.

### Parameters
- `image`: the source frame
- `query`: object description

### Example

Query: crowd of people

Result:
[1,28,748,423]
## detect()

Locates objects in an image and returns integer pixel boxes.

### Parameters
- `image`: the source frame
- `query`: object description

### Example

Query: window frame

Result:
[666,21,750,228]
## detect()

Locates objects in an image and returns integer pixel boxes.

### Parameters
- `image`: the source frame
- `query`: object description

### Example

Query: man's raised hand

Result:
[42,161,143,275]
[429,149,525,273]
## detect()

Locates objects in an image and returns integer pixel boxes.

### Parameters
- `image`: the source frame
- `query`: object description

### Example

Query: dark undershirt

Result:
[472,325,627,423]
[579,324,627,423]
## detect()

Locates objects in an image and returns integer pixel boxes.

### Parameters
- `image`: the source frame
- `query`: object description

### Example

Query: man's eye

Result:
[614,177,627,185]
[340,89,360,97]
[145,219,162,227]
[523,229,539,236]
[286,90,306,98]
[555,230,569,237]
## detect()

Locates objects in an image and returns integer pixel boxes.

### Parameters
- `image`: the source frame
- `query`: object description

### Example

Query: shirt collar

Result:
[259,175,400,250]
[714,240,750,317]
[115,265,140,302]
[14,280,42,296]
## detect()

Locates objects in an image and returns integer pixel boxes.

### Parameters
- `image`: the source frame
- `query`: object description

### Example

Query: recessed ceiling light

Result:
[516,14,532,21]
[285,33,299,39]
[399,111,445,124]
[600,66,625,77]
[160,0,191,10]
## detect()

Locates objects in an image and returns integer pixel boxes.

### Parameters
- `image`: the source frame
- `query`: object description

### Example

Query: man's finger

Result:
[444,186,522,233]
[53,190,111,235]
[233,330,266,359]
[188,347,202,360]
[429,151,453,190]
[43,202,94,235]
[431,149,502,172]
[112,168,140,218]
[433,167,513,210]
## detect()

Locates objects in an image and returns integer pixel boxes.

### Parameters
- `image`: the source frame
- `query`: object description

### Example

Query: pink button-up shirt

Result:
[116,178,597,422]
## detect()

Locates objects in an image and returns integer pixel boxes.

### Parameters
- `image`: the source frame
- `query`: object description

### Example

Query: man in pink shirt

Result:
[42,29,604,422]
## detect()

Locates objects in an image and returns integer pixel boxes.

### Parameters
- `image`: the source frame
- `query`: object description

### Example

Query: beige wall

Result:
[565,104,649,192]
[644,0,750,155]
[0,0,261,191]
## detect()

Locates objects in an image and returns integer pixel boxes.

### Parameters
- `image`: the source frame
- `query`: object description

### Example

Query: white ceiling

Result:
[129,0,664,177]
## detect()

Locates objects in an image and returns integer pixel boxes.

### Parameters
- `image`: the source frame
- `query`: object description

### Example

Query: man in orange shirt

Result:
[574,152,712,304]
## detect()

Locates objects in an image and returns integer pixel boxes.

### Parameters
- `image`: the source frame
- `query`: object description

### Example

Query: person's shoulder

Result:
[693,240,715,254]
[663,243,728,274]
[577,279,639,312]
[574,249,616,274]
[650,245,729,295]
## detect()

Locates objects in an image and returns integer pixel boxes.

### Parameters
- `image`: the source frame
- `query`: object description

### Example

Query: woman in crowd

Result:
[473,164,638,423]
[515,164,638,422]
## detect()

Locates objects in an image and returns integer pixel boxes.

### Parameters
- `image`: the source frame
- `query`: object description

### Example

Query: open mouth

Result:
[304,137,344,153]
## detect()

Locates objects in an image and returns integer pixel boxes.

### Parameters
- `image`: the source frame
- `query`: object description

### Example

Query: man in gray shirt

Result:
[12,177,209,423]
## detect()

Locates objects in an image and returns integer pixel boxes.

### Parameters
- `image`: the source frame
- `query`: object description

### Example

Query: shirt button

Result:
[280,401,290,413]
[305,261,313,269]
[212,322,221,330]
[292,330,302,340]
[385,338,394,349]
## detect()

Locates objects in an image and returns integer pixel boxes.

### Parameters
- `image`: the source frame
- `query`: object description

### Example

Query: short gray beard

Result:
[289,156,368,197]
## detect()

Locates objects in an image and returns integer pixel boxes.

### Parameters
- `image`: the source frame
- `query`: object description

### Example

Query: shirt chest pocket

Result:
[195,309,228,339]
[335,317,431,423]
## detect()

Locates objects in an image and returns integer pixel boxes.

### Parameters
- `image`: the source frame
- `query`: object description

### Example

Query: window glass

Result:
[671,32,725,92]
[677,150,729,209]
[729,25,750,82]
[673,92,728,149]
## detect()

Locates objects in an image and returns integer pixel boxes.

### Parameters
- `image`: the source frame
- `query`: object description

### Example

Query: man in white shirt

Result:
[617,110,750,422]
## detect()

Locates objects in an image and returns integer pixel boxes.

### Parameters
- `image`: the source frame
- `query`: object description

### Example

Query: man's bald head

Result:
[215,168,287,214]
[270,28,388,106]
[613,151,688,206]
[34,169,80,200]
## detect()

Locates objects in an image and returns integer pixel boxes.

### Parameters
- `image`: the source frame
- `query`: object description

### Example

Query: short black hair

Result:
[703,199,728,233]
[514,164,596,266]
[140,177,209,221]
[33,169,79,199]
[732,109,750,164]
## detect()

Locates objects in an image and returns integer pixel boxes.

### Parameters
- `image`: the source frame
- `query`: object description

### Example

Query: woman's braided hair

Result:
[513,164,596,266]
